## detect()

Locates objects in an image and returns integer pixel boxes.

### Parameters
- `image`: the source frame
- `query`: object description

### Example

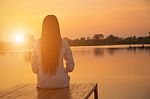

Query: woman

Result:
[31,15,75,89]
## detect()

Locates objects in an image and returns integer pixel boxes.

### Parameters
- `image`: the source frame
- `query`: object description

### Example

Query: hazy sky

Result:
[0,0,150,41]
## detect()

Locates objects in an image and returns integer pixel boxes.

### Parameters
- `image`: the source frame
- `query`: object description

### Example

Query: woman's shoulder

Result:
[62,38,67,43]
[34,39,40,45]
[61,38,69,46]
[33,39,41,51]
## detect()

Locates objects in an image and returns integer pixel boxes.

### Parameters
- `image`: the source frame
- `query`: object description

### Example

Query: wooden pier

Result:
[0,83,98,99]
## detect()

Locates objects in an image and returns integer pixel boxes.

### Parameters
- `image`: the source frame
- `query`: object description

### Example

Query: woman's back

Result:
[31,38,75,89]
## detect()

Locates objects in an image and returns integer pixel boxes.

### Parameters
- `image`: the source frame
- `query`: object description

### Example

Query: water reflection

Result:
[0,51,32,64]
[0,46,149,62]
[93,47,150,57]
[0,51,7,56]
[127,46,150,55]
[66,46,150,58]
[94,48,104,57]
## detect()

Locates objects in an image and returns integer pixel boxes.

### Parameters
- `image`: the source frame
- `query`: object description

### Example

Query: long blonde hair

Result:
[41,15,61,74]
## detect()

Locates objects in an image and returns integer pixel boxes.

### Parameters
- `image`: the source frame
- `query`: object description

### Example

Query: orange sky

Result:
[0,0,150,41]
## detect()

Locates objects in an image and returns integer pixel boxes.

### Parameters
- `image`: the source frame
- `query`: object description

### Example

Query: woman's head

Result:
[41,15,61,74]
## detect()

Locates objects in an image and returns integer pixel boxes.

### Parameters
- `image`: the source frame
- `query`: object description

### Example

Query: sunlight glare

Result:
[15,34,24,43]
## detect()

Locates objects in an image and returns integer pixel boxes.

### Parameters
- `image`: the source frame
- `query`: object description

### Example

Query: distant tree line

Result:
[65,32,150,46]
[0,32,150,50]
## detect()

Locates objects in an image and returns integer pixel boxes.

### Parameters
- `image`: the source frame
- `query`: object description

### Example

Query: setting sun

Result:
[15,34,24,43]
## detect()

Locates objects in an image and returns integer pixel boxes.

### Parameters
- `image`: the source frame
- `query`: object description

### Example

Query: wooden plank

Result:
[0,84,37,99]
[0,83,98,99]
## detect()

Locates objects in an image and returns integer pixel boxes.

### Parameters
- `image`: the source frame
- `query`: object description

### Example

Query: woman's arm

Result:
[64,40,75,72]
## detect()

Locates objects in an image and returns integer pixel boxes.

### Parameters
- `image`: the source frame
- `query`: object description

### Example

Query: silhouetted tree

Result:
[106,34,121,42]
[87,37,90,40]
[93,34,104,40]
[80,37,85,40]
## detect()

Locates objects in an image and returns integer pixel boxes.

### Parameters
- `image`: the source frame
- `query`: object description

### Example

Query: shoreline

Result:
[0,44,150,52]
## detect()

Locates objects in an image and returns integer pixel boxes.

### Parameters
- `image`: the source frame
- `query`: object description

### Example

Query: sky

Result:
[0,0,150,41]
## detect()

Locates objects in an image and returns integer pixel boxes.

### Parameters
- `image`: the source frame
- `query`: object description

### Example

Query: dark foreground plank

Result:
[0,83,98,99]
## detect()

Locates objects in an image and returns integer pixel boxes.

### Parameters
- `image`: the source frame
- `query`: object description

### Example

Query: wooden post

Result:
[94,84,98,99]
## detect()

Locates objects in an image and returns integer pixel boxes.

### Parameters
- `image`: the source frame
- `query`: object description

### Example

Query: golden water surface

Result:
[0,45,150,99]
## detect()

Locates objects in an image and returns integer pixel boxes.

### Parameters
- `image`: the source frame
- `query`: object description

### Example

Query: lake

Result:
[0,45,150,99]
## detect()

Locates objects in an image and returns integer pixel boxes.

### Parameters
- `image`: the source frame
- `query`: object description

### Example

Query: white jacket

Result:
[31,39,75,89]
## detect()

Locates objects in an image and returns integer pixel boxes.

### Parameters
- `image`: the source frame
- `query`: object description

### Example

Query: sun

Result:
[15,34,24,43]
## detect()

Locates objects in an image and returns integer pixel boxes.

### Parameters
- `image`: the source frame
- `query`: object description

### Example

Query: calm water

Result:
[0,45,150,99]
